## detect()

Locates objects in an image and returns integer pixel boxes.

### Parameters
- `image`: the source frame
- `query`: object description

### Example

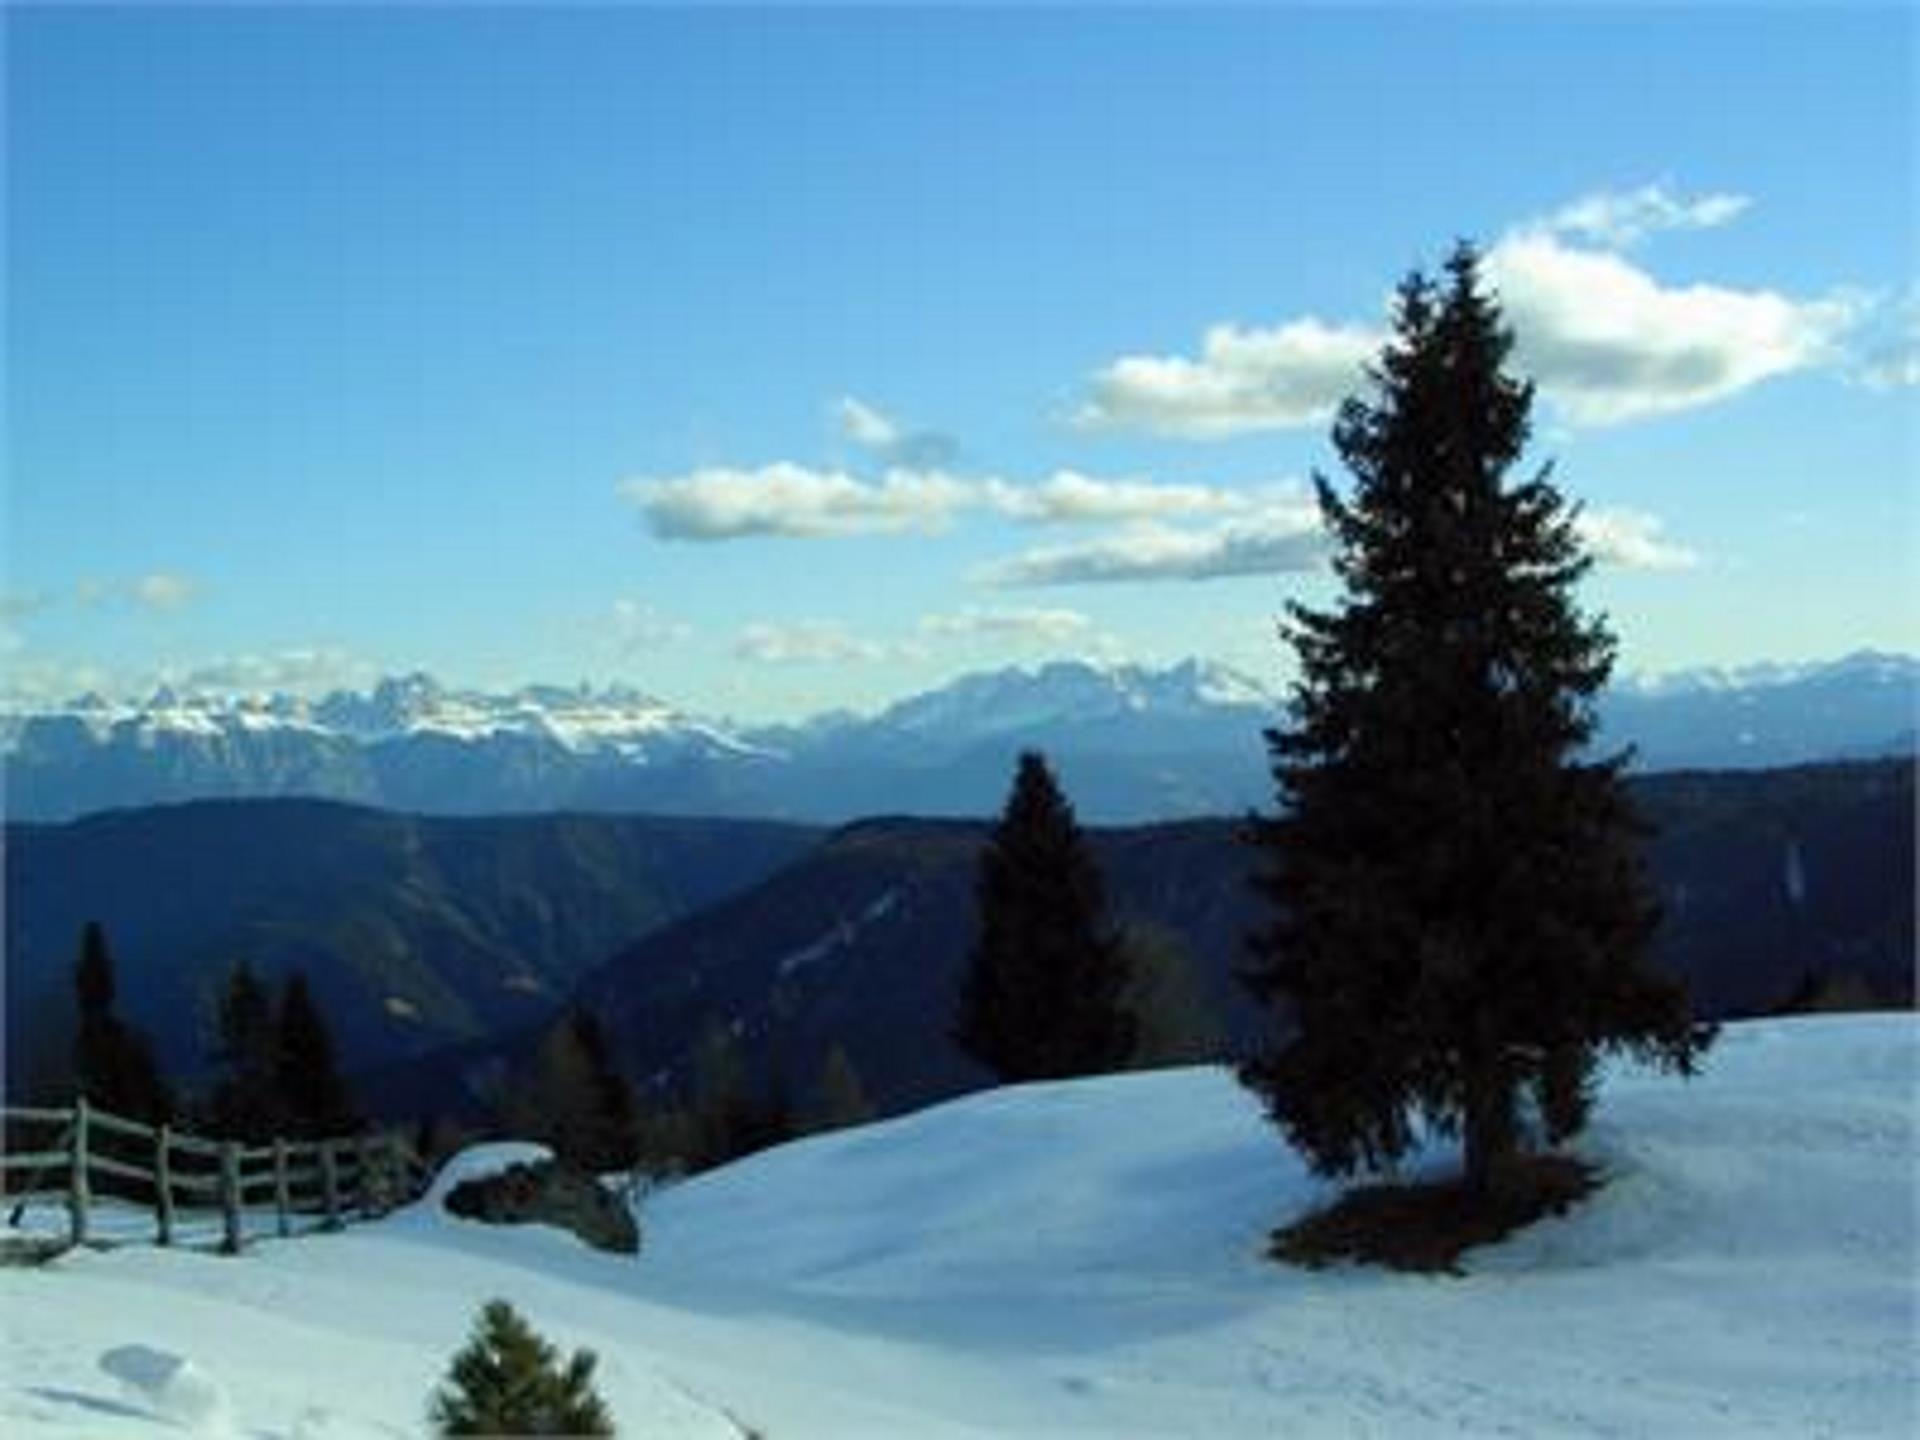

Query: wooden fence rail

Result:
[1,1096,432,1256]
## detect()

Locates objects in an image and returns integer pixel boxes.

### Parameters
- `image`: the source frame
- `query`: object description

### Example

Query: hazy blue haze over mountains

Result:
[2,652,1912,824]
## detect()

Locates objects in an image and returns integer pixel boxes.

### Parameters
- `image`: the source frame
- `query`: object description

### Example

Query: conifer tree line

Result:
[500,1005,880,1179]
[207,959,359,1142]
[63,920,359,1142]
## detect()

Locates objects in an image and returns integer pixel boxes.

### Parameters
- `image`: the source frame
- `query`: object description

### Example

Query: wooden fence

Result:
[1,1097,432,1256]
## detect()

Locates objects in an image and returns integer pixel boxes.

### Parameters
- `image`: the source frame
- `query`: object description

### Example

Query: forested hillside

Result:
[370,760,1914,1122]
[3,800,819,1095]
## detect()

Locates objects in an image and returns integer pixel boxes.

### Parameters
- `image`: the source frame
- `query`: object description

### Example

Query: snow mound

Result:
[419,1141,553,1209]
[99,1345,231,1435]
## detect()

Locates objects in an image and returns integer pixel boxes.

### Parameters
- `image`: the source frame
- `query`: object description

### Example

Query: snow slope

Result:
[3,1016,1914,1437]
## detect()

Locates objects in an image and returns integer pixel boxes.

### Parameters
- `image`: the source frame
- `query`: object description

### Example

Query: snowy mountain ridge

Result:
[1,651,1911,822]
[2,672,756,758]
[7,649,1905,748]
[1611,647,1916,697]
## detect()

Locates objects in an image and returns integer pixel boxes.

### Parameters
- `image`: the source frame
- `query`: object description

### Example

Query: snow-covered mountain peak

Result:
[1615,650,1919,698]
[869,657,1277,743]
[2,673,757,760]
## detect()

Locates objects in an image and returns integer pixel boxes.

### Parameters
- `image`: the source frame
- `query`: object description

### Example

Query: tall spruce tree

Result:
[71,921,172,1122]
[954,750,1135,1081]
[1240,244,1712,1196]
[274,972,358,1139]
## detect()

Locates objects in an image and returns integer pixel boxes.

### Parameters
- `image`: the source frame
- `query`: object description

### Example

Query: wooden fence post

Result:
[320,1139,341,1231]
[356,1134,374,1219]
[68,1097,91,1250]
[219,1140,242,1255]
[378,1132,397,1214]
[273,1137,291,1239]
[154,1123,175,1247]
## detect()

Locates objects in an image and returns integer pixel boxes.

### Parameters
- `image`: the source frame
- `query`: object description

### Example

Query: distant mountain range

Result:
[3,651,1912,824]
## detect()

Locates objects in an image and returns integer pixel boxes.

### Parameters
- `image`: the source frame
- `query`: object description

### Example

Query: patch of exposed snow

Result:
[777,889,901,978]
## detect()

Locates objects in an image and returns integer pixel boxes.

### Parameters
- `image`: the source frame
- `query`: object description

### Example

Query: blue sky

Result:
[6,6,1914,721]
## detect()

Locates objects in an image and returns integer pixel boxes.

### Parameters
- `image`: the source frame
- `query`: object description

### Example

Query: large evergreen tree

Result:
[1241,244,1712,1196]
[274,972,358,1139]
[71,921,172,1122]
[954,750,1135,1082]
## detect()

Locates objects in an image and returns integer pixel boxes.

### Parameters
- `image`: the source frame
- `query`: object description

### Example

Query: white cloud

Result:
[981,504,1325,588]
[1536,183,1751,249]
[1486,230,1859,426]
[0,590,53,624]
[74,572,202,611]
[1078,184,1866,434]
[0,647,373,708]
[1076,318,1381,438]
[623,464,978,539]
[171,647,373,696]
[976,493,1694,584]
[624,460,1275,542]
[0,657,117,707]
[1574,507,1701,571]
[607,600,693,652]
[984,471,1253,524]
[835,396,959,470]
[132,572,199,610]
[734,621,916,666]
[1850,293,1920,390]
[837,396,899,451]
[919,606,1092,643]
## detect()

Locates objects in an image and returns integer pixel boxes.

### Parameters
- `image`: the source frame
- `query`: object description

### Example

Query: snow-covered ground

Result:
[3,1015,1914,1437]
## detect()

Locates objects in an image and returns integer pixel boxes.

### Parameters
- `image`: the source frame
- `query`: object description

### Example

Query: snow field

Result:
[2,1015,1913,1437]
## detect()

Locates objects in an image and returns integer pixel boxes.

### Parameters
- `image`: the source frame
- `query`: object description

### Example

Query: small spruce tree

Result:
[1118,922,1226,1070]
[209,961,279,1142]
[803,1043,876,1134]
[687,1021,791,1168]
[953,750,1135,1081]
[429,1298,614,1437]
[274,972,359,1139]
[1240,243,1713,1198]
[507,1008,639,1173]
[71,921,172,1122]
